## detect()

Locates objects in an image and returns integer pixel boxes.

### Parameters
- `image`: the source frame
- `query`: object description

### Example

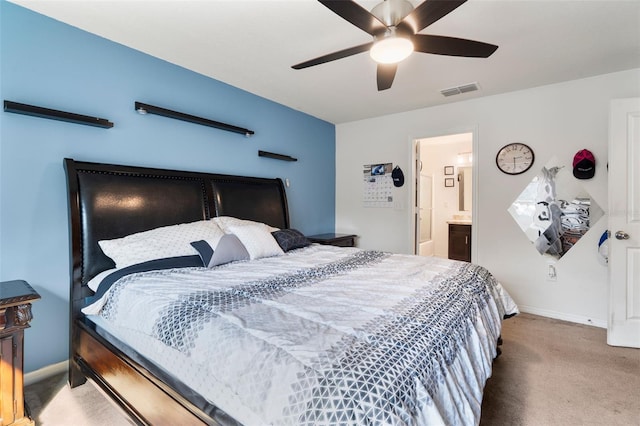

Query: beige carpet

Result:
[25,313,640,425]
[480,313,640,426]
[24,372,131,425]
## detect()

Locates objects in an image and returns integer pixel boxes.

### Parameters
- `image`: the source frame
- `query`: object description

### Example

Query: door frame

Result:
[408,126,479,262]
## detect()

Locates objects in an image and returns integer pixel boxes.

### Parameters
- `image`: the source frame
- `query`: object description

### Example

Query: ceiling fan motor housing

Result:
[371,0,414,27]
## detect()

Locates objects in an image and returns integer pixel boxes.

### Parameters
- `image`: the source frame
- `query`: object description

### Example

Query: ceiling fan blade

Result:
[292,42,374,69]
[412,34,498,58]
[319,0,388,36]
[398,0,467,34]
[377,64,397,91]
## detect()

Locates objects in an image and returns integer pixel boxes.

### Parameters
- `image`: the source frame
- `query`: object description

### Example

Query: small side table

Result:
[307,233,357,248]
[0,280,40,426]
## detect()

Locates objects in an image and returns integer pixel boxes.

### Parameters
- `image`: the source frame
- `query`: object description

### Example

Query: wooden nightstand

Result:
[307,233,357,248]
[0,280,40,426]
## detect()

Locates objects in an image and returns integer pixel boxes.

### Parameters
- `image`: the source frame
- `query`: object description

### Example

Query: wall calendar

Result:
[363,163,393,208]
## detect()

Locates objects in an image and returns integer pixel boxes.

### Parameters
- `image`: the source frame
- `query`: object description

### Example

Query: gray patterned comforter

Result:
[85,244,518,426]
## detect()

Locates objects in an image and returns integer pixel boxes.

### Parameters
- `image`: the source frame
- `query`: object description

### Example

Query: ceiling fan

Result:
[292,0,498,91]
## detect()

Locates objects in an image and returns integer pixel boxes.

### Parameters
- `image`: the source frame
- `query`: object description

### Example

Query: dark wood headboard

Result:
[64,158,289,303]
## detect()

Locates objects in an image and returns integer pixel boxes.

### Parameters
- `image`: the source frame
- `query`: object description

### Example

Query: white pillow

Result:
[213,216,280,233]
[98,219,224,268]
[225,221,284,260]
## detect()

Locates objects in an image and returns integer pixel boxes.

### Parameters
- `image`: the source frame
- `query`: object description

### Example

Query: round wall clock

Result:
[495,142,535,175]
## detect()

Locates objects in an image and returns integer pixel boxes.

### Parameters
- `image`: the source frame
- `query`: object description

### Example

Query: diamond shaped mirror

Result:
[508,157,604,260]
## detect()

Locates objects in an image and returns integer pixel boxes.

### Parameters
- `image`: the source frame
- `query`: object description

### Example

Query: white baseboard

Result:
[518,305,607,329]
[24,360,68,387]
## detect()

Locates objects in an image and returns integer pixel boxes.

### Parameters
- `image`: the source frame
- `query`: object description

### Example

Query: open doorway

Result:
[414,132,474,260]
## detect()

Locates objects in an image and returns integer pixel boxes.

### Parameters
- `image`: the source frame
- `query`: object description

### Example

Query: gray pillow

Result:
[271,229,311,252]
[190,234,250,268]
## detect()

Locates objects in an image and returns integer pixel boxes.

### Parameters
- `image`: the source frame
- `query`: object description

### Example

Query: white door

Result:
[608,97,640,348]
[418,174,434,256]
[414,142,422,255]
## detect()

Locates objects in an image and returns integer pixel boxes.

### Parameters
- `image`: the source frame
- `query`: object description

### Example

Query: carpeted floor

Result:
[25,313,640,425]
[24,372,131,425]
[480,313,640,426]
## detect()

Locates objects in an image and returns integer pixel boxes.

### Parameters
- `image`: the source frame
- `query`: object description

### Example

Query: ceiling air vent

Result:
[440,82,480,97]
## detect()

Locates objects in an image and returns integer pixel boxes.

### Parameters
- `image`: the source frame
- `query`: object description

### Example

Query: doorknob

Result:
[615,231,630,240]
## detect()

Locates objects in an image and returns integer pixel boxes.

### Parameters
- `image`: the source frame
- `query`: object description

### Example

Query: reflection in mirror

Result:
[458,166,472,211]
[508,157,603,260]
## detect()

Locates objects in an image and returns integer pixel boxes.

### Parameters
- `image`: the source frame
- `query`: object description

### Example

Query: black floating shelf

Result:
[4,100,114,128]
[258,150,297,162]
[135,101,254,137]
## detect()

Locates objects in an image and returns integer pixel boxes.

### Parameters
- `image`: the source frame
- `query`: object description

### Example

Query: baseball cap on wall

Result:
[573,149,595,179]
[392,166,404,187]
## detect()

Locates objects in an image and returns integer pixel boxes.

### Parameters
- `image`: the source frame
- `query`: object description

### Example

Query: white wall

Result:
[336,68,640,327]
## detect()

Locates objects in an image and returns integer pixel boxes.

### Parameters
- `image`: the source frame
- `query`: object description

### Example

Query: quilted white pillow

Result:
[98,219,224,268]
[225,221,284,260]
[213,216,279,233]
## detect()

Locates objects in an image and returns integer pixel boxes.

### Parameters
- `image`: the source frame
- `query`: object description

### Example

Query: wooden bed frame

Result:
[64,158,290,425]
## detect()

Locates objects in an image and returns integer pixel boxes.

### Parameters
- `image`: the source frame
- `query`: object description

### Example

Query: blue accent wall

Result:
[0,1,336,373]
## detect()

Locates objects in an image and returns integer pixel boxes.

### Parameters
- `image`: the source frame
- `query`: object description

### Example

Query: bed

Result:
[64,158,518,426]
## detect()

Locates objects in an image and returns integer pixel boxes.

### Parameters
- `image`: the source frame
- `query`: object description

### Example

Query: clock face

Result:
[496,143,535,175]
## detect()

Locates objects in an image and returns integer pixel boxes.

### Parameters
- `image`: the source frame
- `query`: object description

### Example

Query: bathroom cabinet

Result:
[448,224,471,262]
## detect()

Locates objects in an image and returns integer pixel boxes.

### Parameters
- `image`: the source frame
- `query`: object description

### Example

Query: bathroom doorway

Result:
[414,132,474,259]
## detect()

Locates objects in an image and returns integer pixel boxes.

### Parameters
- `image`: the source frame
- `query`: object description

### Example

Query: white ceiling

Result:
[10,0,640,124]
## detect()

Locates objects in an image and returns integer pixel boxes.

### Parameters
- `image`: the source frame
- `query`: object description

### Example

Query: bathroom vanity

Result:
[448,222,472,262]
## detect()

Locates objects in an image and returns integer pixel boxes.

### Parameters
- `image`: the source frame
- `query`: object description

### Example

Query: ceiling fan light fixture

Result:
[370,36,414,64]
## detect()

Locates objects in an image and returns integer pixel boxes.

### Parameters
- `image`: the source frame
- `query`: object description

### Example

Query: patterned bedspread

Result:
[85,244,518,426]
